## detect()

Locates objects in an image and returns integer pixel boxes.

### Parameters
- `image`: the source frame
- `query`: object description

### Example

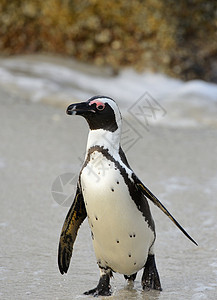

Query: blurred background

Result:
[0,0,216,81]
[1,1,217,300]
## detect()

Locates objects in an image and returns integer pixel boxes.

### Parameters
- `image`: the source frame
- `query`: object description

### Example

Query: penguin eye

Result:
[96,103,105,111]
[89,99,106,111]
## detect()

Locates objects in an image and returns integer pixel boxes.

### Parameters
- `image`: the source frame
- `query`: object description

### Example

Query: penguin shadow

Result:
[109,281,161,300]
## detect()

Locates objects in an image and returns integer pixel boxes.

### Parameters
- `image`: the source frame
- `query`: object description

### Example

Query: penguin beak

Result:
[66,102,95,116]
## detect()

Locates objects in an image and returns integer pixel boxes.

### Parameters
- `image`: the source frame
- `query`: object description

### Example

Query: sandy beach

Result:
[0,56,217,299]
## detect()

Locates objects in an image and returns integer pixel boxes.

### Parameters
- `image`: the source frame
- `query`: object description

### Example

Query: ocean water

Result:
[0,55,217,299]
[0,54,217,129]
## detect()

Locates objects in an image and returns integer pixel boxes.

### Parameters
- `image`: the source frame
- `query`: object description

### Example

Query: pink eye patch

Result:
[89,99,105,111]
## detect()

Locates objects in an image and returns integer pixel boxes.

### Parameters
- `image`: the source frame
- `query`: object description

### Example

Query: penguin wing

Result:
[133,174,198,246]
[58,185,87,274]
[119,147,131,169]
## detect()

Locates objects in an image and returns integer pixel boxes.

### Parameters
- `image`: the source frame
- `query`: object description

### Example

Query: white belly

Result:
[81,152,154,275]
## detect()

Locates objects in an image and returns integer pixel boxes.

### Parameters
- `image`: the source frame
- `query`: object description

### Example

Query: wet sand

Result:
[0,92,217,299]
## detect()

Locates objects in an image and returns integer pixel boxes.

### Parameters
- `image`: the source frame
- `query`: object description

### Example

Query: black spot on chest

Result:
[80,145,155,232]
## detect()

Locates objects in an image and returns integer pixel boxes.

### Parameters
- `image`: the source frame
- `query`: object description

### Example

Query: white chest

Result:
[80,152,154,275]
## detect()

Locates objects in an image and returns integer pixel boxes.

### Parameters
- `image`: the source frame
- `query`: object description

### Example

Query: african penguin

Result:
[58,95,197,297]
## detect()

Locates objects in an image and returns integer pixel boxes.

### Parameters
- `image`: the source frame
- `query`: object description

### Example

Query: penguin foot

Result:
[84,286,111,297]
[141,254,162,291]
[124,272,137,282]
[84,268,112,297]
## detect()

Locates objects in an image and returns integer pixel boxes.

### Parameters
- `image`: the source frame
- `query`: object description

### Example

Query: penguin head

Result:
[67,96,122,132]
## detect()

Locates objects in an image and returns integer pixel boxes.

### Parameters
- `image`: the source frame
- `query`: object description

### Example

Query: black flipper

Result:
[84,269,112,297]
[58,184,87,274]
[133,174,198,246]
[119,147,131,169]
[142,255,162,291]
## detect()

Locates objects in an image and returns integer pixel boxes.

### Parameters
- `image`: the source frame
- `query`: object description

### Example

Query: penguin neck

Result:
[86,127,121,155]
